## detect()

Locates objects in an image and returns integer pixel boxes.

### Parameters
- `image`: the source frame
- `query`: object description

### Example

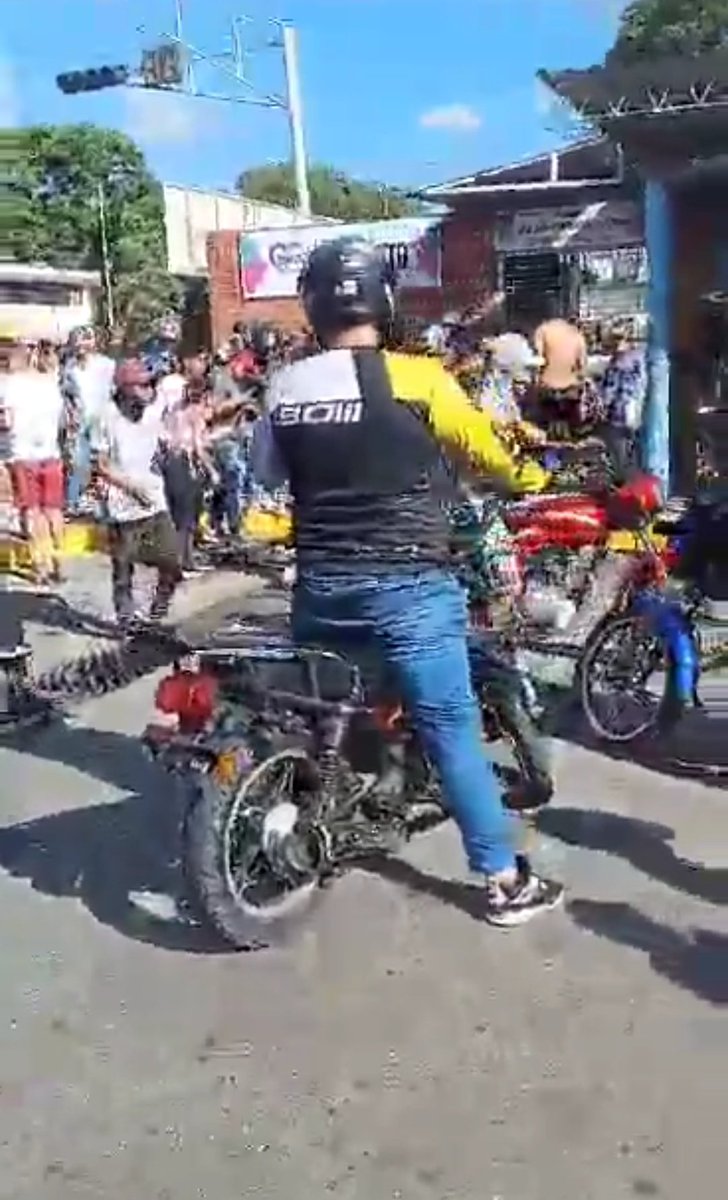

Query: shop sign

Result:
[496,202,643,253]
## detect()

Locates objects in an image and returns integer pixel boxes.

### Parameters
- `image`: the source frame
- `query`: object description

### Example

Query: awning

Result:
[420,137,624,201]
[539,48,728,162]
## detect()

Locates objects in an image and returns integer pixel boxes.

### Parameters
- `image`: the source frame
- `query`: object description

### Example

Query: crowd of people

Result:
[0,241,657,926]
[0,293,646,625]
[428,302,647,465]
[0,320,307,619]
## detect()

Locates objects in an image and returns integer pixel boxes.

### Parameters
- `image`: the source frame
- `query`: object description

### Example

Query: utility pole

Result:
[56,6,312,216]
[173,0,194,93]
[281,25,311,217]
[97,182,115,330]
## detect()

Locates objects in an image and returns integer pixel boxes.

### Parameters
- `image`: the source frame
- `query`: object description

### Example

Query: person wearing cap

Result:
[89,358,181,624]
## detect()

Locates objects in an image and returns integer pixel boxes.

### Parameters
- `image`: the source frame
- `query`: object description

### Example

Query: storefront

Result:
[0,264,102,344]
[421,138,645,335]
[494,198,646,330]
[542,47,728,492]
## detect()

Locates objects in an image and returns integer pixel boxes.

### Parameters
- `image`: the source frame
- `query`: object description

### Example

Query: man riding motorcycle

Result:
[251,238,564,927]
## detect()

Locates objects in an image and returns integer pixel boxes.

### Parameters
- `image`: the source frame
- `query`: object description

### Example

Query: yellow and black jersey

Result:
[252,348,547,571]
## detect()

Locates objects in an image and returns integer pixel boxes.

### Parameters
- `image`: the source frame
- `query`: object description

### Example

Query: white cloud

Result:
[419,104,481,133]
[124,87,207,145]
[0,58,19,128]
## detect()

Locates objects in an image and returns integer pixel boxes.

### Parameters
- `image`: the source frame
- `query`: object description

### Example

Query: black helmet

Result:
[298,238,396,338]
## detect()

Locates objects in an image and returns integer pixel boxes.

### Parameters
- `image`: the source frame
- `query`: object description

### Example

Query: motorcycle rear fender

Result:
[630,589,700,704]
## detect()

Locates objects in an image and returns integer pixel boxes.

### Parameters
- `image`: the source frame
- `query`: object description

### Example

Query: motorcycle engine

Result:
[520,547,598,631]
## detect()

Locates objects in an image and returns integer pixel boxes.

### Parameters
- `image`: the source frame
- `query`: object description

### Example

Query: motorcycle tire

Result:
[493,696,554,812]
[181,735,328,951]
[576,613,685,745]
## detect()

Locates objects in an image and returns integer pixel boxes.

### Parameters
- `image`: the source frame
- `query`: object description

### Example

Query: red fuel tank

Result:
[505,493,609,553]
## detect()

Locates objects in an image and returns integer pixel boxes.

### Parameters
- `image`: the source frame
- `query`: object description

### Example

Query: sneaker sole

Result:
[485,889,565,929]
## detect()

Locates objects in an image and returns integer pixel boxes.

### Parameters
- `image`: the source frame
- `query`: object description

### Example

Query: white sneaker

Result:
[485,855,564,928]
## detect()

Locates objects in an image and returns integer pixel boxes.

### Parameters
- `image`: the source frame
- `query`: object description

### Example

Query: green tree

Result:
[236,162,419,221]
[609,0,728,64]
[6,124,180,345]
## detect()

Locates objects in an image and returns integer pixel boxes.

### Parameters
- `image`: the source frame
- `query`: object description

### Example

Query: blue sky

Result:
[1,0,628,191]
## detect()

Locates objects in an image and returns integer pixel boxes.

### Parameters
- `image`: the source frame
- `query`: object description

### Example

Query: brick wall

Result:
[207,213,495,346]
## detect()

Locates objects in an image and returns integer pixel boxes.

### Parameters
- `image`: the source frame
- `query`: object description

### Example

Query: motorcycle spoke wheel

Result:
[580,616,667,742]
[223,748,323,918]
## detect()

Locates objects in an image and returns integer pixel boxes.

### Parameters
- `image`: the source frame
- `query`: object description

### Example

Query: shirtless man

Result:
[533,303,588,437]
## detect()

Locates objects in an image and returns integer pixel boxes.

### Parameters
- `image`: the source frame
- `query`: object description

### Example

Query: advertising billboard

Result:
[240,216,443,298]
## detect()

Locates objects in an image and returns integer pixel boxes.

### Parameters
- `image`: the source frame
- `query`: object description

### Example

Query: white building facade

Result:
[0,264,102,343]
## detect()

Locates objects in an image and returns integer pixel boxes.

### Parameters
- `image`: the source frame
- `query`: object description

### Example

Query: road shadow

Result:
[3,718,165,793]
[548,685,728,791]
[3,587,118,640]
[361,856,728,1006]
[0,722,233,954]
[536,807,728,906]
[358,853,486,919]
[569,900,728,1006]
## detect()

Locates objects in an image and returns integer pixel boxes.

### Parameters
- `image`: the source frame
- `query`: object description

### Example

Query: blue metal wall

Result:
[642,180,673,492]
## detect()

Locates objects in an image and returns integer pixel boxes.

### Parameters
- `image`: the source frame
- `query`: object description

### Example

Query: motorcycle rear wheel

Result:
[182,742,329,950]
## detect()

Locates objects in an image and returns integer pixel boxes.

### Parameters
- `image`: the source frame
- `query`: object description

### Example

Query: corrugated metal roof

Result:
[420,138,622,199]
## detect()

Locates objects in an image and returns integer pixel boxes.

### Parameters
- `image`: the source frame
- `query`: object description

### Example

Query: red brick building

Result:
[206,140,643,347]
[206,216,495,346]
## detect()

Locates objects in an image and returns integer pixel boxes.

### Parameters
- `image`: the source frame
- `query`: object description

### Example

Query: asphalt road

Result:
[0,565,726,1200]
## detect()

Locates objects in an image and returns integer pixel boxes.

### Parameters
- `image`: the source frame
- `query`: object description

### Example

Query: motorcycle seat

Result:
[192,620,371,703]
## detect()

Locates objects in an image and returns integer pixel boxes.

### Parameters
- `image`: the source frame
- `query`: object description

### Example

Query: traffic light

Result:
[57,65,130,94]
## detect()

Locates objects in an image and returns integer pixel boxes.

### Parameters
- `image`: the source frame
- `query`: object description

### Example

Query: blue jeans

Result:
[65,432,91,511]
[211,439,247,533]
[292,569,515,875]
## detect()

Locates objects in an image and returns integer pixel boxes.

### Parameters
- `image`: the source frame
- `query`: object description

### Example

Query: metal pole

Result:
[97,182,115,330]
[281,24,311,217]
[174,0,195,93]
[231,17,244,79]
[642,178,672,493]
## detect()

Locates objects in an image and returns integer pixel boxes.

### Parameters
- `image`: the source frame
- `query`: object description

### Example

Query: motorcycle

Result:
[463,448,666,653]
[577,494,727,745]
[257,442,667,643]
[142,612,553,951]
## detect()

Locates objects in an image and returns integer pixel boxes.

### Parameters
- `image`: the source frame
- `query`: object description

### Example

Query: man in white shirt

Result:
[62,325,115,511]
[90,358,181,624]
[155,358,186,414]
[5,342,66,583]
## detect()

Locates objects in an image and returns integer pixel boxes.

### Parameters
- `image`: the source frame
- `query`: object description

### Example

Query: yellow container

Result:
[606,526,667,553]
[242,506,292,544]
[0,520,106,571]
